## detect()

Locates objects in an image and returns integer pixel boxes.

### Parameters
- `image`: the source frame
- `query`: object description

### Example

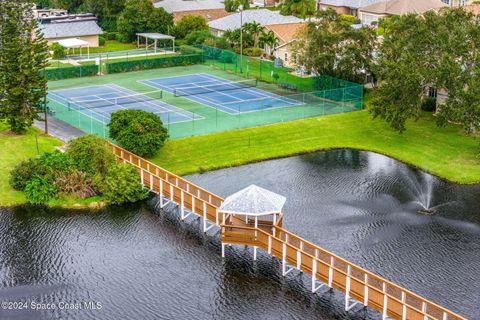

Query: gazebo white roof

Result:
[57,38,90,48]
[219,185,286,216]
[136,33,175,40]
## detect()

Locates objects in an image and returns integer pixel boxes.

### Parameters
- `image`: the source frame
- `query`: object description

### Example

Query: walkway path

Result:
[34,116,85,143]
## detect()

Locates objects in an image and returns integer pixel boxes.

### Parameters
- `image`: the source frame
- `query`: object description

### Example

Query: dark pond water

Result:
[0,150,479,320]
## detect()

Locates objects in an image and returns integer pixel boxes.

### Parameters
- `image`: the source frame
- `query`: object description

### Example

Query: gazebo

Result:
[219,185,286,259]
[57,38,91,59]
[136,33,176,53]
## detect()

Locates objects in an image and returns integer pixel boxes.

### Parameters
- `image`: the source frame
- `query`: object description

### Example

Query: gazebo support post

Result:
[155,39,157,54]
[173,38,175,53]
[137,35,139,49]
[87,45,90,60]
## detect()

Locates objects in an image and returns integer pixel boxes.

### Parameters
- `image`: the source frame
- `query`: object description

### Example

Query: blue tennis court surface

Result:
[139,74,303,114]
[48,84,201,124]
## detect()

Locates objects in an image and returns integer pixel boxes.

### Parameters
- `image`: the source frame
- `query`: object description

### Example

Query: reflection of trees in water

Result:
[300,149,362,170]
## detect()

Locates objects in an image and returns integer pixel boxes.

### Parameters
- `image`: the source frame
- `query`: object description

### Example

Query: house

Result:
[358,0,448,25]
[208,9,305,36]
[264,23,305,67]
[33,8,68,18]
[38,13,103,47]
[440,0,474,7]
[153,0,231,22]
[316,0,384,16]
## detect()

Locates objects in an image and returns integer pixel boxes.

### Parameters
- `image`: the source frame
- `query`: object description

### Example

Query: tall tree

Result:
[243,21,262,48]
[117,0,173,41]
[291,8,376,83]
[371,9,480,133]
[0,0,49,133]
[174,15,209,39]
[280,0,315,19]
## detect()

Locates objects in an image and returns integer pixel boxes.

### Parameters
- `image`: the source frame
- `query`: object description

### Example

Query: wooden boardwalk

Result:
[109,142,467,320]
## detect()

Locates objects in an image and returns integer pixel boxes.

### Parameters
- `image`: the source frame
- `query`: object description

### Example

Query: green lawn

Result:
[87,40,137,54]
[0,123,63,206]
[151,111,480,184]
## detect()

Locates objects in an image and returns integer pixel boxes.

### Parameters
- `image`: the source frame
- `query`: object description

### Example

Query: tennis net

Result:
[173,79,257,97]
[48,90,163,111]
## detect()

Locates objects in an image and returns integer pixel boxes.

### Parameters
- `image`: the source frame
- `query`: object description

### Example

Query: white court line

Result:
[140,79,239,114]
[48,93,109,124]
[105,84,203,122]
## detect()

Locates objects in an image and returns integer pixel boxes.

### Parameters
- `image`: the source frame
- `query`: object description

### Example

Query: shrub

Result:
[39,151,73,180]
[66,135,115,176]
[54,171,97,199]
[185,30,215,45]
[102,163,148,204]
[422,96,437,112]
[179,45,204,55]
[115,33,130,43]
[104,32,119,40]
[9,158,46,191]
[24,177,58,205]
[108,110,169,157]
[99,36,106,46]
[174,16,208,39]
[50,43,66,59]
[243,47,263,57]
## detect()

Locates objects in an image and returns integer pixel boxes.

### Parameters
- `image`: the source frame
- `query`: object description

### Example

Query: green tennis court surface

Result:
[48,64,363,139]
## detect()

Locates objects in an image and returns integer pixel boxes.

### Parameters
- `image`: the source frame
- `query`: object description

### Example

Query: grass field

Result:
[0,123,63,206]
[151,111,480,184]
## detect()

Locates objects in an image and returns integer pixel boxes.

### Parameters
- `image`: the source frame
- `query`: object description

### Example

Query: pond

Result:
[0,150,479,319]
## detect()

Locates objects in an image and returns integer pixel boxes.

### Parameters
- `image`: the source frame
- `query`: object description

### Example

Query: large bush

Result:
[24,177,58,205]
[39,151,73,180]
[185,30,215,46]
[50,43,66,59]
[9,158,46,191]
[174,16,208,39]
[109,110,169,157]
[66,135,115,176]
[103,163,148,204]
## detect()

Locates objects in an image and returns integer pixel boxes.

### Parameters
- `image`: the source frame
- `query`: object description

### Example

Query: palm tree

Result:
[259,30,279,55]
[243,21,263,48]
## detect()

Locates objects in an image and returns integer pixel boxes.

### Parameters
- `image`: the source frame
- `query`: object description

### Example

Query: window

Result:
[428,87,438,98]
[284,53,288,62]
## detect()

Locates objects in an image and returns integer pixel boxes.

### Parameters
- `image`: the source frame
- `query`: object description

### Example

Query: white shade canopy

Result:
[57,38,89,48]
[219,185,286,216]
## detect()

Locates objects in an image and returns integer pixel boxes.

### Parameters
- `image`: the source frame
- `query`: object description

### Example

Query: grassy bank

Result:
[151,111,480,184]
[0,123,63,206]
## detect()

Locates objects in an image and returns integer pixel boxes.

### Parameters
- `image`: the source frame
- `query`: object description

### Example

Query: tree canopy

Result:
[0,0,49,133]
[292,9,376,83]
[371,9,480,133]
[174,15,209,39]
[116,0,173,41]
[280,0,315,19]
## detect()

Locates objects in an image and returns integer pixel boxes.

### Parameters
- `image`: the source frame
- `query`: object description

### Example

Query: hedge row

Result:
[43,65,98,81]
[105,54,204,74]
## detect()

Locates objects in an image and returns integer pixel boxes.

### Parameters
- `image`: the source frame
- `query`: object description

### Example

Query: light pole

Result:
[238,6,243,73]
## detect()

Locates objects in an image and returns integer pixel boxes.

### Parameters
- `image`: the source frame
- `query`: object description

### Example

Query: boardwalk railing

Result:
[108,142,466,320]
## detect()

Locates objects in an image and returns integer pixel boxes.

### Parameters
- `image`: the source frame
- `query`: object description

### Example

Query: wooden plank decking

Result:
[108,142,467,320]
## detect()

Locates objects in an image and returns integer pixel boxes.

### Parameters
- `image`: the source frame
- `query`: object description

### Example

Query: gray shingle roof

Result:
[320,0,384,9]
[154,0,224,13]
[208,9,305,31]
[39,20,103,39]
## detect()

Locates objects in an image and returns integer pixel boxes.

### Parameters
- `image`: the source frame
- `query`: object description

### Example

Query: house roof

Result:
[39,20,103,39]
[464,4,480,16]
[264,23,305,44]
[359,0,448,15]
[208,9,305,32]
[320,0,384,9]
[173,9,232,22]
[153,0,224,13]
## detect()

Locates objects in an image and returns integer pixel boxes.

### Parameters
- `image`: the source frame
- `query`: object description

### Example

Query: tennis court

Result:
[48,84,201,125]
[140,74,303,114]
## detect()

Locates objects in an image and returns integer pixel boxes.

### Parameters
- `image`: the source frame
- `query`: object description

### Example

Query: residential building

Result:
[358,0,448,25]
[153,0,231,22]
[264,23,305,67]
[316,0,384,16]
[33,8,68,18]
[38,13,103,47]
[208,9,304,36]
[440,0,473,6]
